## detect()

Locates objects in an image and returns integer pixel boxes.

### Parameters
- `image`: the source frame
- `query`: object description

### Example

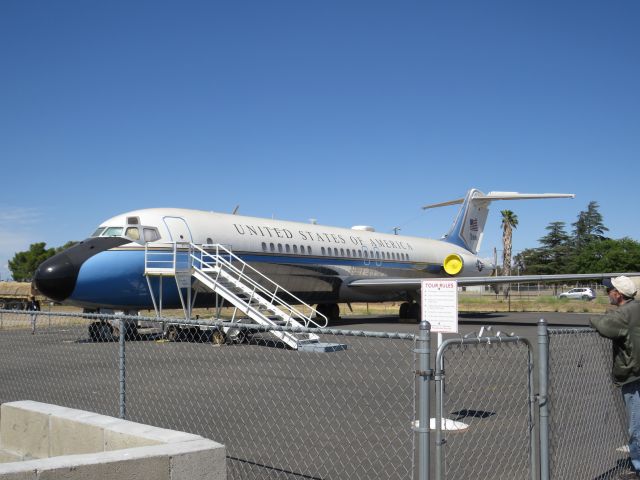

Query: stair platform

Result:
[298,342,348,353]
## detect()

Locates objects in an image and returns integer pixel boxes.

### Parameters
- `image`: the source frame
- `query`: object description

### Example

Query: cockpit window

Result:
[125,227,141,241]
[102,227,124,237]
[91,223,160,243]
[143,228,160,242]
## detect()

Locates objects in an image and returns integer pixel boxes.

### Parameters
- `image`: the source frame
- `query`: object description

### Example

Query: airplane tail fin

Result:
[422,189,575,254]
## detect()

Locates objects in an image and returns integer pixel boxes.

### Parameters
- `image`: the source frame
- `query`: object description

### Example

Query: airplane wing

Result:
[347,273,640,292]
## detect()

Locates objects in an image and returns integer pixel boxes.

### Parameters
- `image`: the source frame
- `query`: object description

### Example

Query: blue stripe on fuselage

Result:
[69,247,437,309]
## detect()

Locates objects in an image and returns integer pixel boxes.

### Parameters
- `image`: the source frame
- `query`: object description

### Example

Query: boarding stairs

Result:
[144,242,327,350]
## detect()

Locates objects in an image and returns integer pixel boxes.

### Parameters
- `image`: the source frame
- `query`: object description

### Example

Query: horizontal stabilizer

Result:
[422,189,575,254]
[422,191,575,210]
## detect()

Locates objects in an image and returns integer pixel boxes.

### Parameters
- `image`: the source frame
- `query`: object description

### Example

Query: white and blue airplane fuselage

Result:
[33,189,574,319]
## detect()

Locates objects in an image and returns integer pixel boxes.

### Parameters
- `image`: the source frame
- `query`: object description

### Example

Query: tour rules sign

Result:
[421,280,459,333]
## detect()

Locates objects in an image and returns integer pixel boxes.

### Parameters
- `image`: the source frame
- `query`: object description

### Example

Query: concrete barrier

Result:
[0,400,226,479]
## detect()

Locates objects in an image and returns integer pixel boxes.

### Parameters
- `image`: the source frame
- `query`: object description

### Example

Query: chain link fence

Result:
[434,336,534,480]
[0,309,415,480]
[547,327,629,479]
[1,309,637,480]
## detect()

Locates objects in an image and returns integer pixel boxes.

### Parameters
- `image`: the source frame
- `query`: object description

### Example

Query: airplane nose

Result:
[33,236,132,303]
[33,253,80,302]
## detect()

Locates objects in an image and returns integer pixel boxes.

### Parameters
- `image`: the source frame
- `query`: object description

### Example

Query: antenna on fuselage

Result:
[232,205,240,215]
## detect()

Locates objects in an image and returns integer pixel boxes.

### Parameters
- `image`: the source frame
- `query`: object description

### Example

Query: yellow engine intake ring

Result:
[443,253,464,275]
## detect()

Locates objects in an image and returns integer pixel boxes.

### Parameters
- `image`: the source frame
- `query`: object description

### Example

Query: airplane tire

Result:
[329,303,340,322]
[166,326,179,342]
[409,303,420,322]
[88,321,113,342]
[316,303,339,323]
[315,304,329,322]
[211,329,226,345]
[399,302,410,318]
[228,328,253,344]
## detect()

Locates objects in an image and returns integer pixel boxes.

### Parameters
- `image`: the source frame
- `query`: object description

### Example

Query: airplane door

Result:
[363,246,371,266]
[163,216,193,243]
[373,246,383,267]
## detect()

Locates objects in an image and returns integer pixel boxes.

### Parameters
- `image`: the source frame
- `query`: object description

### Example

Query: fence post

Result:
[538,319,550,480]
[415,320,431,480]
[119,318,126,420]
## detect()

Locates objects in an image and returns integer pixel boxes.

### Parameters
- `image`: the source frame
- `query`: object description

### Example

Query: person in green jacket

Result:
[591,276,640,480]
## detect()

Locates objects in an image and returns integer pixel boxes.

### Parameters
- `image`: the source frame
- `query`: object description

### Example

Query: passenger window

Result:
[364,251,368,258]
[321,247,326,255]
[307,246,312,254]
[270,243,275,252]
[262,242,267,252]
[143,228,160,242]
[346,249,351,257]
[300,245,305,253]
[293,245,298,254]
[278,244,283,253]
[358,250,362,257]
[285,244,291,253]
[340,248,345,256]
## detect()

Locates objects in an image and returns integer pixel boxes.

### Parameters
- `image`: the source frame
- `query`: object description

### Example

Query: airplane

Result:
[35,187,636,335]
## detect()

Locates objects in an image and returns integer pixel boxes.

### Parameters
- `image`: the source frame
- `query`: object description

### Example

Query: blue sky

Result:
[1,1,639,280]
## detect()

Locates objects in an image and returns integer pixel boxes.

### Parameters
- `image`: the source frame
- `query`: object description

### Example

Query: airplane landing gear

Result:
[399,302,420,322]
[88,321,113,342]
[316,303,340,323]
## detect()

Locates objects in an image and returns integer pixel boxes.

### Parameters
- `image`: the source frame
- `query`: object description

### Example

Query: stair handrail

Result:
[192,243,328,328]
[145,242,192,274]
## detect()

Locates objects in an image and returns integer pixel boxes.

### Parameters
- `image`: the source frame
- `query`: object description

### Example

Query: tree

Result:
[569,237,640,273]
[572,201,609,248]
[500,210,519,276]
[538,221,572,273]
[515,247,553,275]
[8,243,56,282]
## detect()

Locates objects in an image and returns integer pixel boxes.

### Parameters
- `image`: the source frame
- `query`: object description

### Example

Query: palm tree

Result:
[501,210,519,276]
